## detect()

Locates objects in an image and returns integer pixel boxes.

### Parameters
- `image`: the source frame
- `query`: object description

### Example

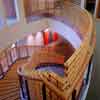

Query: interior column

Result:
[14,0,26,24]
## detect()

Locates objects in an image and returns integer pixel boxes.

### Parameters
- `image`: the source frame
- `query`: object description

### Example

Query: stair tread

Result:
[0,86,19,90]
[0,89,20,100]
[0,83,19,87]
[0,88,19,96]
[0,59,26,100]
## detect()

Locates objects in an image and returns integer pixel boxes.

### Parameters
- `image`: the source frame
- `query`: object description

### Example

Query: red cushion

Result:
[44,31,49,45]
[53,32,58,41]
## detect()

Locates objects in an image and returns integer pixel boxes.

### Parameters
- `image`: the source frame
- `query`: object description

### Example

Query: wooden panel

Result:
[28,79,43,100]
[45,86,64,100]
[23,0,33,17]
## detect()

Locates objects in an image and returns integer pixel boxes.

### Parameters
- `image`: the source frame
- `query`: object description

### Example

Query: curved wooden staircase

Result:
[0,59,28,100]
[0,39,74,100]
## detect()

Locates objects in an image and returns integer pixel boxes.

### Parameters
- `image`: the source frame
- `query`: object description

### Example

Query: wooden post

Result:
[81,0,87,9]
[94,0,100,18]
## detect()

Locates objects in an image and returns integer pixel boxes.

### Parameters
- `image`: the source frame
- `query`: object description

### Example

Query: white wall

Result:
[48,18,82,49]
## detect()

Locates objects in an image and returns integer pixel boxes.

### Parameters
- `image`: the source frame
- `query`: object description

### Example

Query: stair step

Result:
[0,81,18,84]
[6,97,20,100]
[3,78,18,80]
[0,83,19,87]
[5,93,20,100]
[0,89,20,100]
[0,88,19,96]
[8,96,20,100]
[0,84,19,90]
[0,59,26,100]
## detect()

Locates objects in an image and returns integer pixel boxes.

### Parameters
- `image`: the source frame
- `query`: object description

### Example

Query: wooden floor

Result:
[0,59,28,100]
